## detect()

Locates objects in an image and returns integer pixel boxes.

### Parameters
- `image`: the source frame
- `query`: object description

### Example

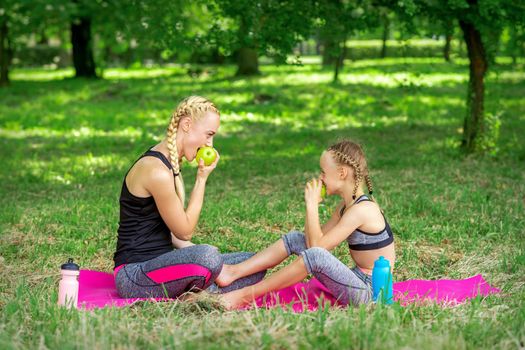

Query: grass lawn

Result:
[0,57,524,349]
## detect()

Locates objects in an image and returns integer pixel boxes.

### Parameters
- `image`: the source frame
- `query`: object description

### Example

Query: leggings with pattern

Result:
[282,231,373,306]
[114,244,266,298]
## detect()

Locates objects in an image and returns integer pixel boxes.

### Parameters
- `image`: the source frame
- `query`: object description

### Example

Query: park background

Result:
[1,1,524,349]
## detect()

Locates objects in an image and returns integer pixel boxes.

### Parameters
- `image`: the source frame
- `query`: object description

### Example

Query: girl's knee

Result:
[301,247,331,273]
[282,231,307,255]
[304,246,330,258]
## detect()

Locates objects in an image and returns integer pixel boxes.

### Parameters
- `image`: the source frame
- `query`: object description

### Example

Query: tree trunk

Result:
[210,47,225,64]
[236,47,259,76]
[509,26,517,65]
[0,19,9,87]
[444,34,452,62]
[322,36,337,66]
[71,16,97,78]
[380,15,390,58]
[443,20,454,62]
[459,19,488,153]
[315,31,321,55]
[333,38,347,83]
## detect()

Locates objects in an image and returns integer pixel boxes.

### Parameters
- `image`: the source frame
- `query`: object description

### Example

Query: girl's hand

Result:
[196,150,220,180]
[305,178,323,206]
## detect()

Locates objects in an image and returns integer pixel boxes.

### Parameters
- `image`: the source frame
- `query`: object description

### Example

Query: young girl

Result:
[218,140,395,309]
[113,96,265,299]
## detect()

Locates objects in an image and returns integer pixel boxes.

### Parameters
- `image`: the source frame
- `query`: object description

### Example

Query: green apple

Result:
[196,146,217,166]
[321,184,326,198]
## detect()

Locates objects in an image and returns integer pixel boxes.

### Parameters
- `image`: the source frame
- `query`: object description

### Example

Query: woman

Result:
[113,96,265,298]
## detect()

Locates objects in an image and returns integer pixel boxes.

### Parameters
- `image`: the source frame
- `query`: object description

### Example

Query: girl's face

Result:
[319,151,341,195]
[182,111,220,161]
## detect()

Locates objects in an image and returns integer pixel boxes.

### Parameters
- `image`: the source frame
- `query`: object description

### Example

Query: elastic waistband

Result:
[114,264,126,277]
[351,266,372,287]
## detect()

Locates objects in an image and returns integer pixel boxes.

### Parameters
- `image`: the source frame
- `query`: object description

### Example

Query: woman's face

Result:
[183,111,220,161]
[319,151,342,195]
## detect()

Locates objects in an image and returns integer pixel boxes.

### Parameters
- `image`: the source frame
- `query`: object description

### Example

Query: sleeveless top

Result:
[341,195,394,251]
[113,148,174,268]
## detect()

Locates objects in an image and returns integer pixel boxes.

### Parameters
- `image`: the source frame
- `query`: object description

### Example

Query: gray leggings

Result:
[282,231,373,306]
[114,244,266,298]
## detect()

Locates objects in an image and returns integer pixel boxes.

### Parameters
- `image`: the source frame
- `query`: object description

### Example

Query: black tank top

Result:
[113,149,174,268]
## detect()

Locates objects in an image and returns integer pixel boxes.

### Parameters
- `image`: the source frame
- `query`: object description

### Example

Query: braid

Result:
[167,109,182,176]
[328,140,373,201]
[330,149,362,200]
[365,174,373,196]
[166,96,219,206]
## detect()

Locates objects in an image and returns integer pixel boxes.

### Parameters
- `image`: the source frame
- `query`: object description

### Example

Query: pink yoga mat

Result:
[77,270,500,311]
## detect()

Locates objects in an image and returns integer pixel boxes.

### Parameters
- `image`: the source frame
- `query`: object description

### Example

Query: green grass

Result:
[1,57,524,349]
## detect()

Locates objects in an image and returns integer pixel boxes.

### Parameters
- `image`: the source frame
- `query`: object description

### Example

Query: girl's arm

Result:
[309,205,366,250]
[321,200,345,232]
[304,179,365,250]
[305,200,344,247]
[304,179,323,248]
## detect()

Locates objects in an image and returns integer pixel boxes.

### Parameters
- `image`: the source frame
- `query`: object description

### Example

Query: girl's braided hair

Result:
[327,140,373,200]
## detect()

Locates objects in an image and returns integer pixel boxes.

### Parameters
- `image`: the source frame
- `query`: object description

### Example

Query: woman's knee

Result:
[192,244,223,275]
[282,231,307,255]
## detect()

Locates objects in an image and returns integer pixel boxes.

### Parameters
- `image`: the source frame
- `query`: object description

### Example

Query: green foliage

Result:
[212,0,317,60]
[386,0,525,62]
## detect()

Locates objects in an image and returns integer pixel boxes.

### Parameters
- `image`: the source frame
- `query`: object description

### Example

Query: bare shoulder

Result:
[127,157,173,193]
[140,157,173,183]
[345,199,382,220]
[347,199,385,231]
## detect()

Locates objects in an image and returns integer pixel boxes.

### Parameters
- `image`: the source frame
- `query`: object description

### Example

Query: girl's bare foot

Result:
[215,264,238,287]
[179,291,225,309]
[220,288,254,310]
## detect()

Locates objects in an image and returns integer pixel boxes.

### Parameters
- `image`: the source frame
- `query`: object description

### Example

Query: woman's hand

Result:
[196,150,220,180]
[305,178,323,206]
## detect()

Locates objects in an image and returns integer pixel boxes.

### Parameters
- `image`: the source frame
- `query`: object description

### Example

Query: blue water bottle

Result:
[372,256,393,304]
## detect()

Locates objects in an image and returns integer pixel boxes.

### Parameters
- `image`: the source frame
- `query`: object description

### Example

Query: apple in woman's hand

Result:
[196,147,217,166]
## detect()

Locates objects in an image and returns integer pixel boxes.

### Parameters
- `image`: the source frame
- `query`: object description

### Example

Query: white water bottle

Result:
[58,258,80,309]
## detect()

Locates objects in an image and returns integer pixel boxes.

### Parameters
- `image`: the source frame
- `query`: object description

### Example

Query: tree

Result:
[319,0,379,82]
[0,1,48,87]
[70,1,96,78]
[0,10,12,87]
[379,8,392,59]
[443,19,454,62]
[213,0,317,76]
[388,0,525,154]
[318,0,378,82]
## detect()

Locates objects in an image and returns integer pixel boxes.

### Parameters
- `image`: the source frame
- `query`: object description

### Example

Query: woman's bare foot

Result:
[215,264,239,287]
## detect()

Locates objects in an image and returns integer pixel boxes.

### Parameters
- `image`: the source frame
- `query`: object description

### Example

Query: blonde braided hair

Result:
[166,96,219,205]
[328,140,373,201]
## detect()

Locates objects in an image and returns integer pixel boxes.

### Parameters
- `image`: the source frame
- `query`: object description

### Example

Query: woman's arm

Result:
[171,233,195,248]
[147,156,219,241]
